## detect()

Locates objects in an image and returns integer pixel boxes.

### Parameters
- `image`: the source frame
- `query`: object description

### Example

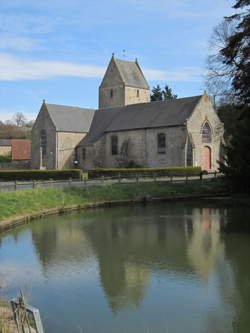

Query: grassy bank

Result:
[0,180,229,224]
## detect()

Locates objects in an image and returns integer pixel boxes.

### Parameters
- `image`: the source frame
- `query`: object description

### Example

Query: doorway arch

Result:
[202,146,211,170]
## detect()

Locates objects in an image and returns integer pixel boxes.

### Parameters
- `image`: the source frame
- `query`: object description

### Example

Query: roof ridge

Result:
[45,103,95,111]
[113,57,126,84]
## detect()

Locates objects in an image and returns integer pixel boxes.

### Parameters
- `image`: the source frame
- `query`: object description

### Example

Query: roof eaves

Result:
[104,124,185,133]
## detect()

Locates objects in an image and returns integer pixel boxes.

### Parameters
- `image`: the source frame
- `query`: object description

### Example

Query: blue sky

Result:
[0,0,235,121]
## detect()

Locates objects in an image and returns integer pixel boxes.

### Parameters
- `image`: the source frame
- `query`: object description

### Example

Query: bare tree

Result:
[12,112,27,127]
[205,19,238,106]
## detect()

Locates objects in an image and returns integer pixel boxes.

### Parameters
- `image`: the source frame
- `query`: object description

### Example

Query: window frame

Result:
[111,135,118,155]
[157,133,166,154]
[40,129,47,155]
[82,148,86,160]
[202,122,212,143]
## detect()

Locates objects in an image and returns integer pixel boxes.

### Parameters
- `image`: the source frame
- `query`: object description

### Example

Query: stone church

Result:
[31,55,224,170]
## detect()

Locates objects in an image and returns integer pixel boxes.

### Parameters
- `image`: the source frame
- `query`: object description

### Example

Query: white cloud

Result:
[0,53,203,82]
[0,53,105,81]
[0,36,42,51]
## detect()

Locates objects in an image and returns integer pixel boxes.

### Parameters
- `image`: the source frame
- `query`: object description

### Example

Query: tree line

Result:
[206,0,250,191]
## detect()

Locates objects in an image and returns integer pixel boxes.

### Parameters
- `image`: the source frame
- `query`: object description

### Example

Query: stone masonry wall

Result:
[0,160,31,170]
[99,85,125,109]
[31,105,56,169]
[0,146,11,156]
[57,132,87,169]
[124,87,150,105]
[187,94,224,170]
[83,126,187,169]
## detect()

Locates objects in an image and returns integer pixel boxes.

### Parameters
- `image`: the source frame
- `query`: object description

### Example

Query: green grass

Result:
[0,179,229,222]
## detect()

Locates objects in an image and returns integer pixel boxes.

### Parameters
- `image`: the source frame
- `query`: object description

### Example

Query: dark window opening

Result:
[157,133,166,154]
[202,123,212,143]
[40,129,47,154]
[137,89,140,97]
[82,148,86,160]
[111,135,118,155]
[110,89,113,99]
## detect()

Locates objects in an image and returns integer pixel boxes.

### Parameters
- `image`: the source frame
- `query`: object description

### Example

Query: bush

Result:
[0,155,12,163]
[88,166,201,179]
[0,169,82,181]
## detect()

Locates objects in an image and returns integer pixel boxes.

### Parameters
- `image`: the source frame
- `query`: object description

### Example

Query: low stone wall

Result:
[0,160,31,170]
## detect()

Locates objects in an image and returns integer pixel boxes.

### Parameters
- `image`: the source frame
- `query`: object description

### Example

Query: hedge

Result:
[88,166,202,179]
[0,169,82,181]
[0,155,12,163]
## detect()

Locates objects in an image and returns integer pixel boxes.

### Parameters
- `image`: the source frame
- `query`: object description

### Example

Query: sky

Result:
[0,0,235,122]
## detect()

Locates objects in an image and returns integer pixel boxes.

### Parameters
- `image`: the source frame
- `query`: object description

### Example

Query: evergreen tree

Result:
[151,84,177,101]
[162,85,177,100]
[218,0,250,191]
[151,85,163,101]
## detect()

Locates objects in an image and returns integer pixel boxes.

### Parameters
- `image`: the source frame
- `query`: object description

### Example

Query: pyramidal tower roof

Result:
[100,55,150,90]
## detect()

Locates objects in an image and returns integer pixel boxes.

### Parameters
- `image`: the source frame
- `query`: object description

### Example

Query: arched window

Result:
[111,135,118,155]
[202,122,212,143]
[40,129,47,154]
[157,133,166,154]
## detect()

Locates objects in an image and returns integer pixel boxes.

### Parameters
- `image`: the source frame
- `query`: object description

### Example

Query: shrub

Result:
[0,169,82,181]
[0,155,12,163]
[88,166,201,179]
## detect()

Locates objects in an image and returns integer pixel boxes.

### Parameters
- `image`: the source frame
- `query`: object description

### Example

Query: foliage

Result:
[162,85,178,100]
[0,123,31,139]
[151,84,177,101]
[216,0,250,191]
[206,0,250,105]
[0,155,12,163]
[220,113,250,191]
[0,169,82,181]
[88,166,201,179]
[151,85,163,101]
[0,179,228,221]
[217,104,245,143]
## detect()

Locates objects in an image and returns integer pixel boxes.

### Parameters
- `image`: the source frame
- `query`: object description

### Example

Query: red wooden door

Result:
[202,146,211,170]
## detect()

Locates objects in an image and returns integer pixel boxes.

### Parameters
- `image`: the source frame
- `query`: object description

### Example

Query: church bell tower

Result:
[99,54,150,109]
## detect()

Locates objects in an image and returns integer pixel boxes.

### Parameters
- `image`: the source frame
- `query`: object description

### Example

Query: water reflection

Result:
[30,204,227,311]
[1,201,249,333]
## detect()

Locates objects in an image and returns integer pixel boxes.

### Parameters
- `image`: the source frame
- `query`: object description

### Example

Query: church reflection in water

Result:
[30,202,229,313]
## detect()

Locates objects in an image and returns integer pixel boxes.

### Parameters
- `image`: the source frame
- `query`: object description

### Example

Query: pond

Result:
[0,200,250,333]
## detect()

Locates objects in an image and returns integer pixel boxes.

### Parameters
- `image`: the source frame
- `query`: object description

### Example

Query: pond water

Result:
[0,200,250,333]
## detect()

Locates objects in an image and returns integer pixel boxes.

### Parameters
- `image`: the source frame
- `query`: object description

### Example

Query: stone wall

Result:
[57,132,86,169]
[0,146,11,156]
[82,126,187,169]
[187,94,224,170]
[31,104,56,169]
[99,85,125,109]
[124,87,150,105]
[0,160,31,170]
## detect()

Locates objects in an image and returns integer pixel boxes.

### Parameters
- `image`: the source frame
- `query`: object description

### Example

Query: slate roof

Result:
[80,95,202,146]
[45,103,95,133]
[0,139,11,146]
[114,57,149,89]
